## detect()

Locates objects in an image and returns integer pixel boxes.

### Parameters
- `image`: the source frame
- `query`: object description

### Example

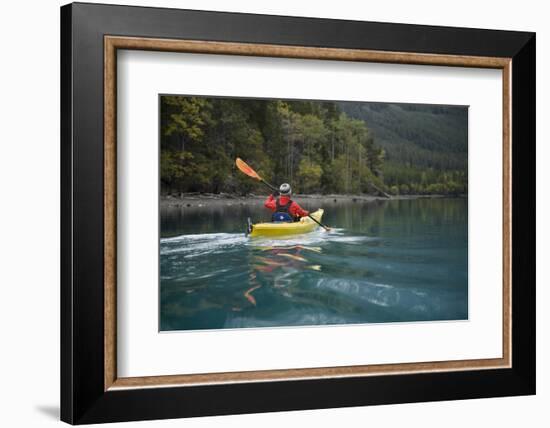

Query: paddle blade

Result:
[236,158,262,180]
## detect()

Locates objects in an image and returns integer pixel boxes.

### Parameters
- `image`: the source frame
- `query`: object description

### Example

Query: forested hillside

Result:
[160,96,468,196]
[339,102,468,193]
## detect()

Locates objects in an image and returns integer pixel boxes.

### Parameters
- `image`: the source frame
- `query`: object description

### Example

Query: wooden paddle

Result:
[235,157,331,231]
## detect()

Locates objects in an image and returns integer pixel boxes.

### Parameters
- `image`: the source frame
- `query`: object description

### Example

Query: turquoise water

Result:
[160,198,468,331]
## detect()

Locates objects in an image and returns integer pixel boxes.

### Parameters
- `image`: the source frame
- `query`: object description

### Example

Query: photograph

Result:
[159,95,469,331]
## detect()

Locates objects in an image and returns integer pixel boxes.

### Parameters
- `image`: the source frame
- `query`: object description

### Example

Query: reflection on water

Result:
[160,198,468,331]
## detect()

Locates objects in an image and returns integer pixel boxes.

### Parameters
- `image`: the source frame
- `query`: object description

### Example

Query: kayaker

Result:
[264,183,309,222]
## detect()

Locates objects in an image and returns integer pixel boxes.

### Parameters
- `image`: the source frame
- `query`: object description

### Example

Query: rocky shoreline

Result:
[160,193,454,209]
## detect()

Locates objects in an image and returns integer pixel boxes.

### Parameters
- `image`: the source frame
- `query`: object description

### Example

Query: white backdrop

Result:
[0,0,546,427]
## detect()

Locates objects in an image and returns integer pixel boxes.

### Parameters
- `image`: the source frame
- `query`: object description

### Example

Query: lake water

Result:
[160,198,468,331]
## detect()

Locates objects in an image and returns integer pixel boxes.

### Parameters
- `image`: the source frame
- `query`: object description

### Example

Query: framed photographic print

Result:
[60,2,535,424]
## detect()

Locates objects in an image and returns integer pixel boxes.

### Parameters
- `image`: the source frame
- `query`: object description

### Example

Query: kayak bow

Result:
[248,209,324,238]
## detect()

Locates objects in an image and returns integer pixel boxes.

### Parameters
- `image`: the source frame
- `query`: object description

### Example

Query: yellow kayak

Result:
[248,209,324,238]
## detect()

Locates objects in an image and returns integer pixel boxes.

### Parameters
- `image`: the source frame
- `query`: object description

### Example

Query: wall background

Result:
[0,0,545,426]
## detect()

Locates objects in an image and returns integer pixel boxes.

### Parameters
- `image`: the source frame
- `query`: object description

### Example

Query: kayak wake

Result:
[161,228,374,257]
[160,232,248,257]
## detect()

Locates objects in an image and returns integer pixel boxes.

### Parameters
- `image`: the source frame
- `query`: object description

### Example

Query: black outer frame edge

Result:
[60,4,74,425]
[80,370,532,425]
[510,34,536,391]
[70,1,533,57]
[60,2,536,424]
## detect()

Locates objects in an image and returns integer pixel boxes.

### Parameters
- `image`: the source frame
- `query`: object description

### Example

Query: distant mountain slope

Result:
[338,102,468,171]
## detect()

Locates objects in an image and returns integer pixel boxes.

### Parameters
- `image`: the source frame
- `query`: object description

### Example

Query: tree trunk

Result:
[369,182,392,198]
[331,130,335,161]
[358,142,362,191]
[346,143,351,193]
[180,135,185,152]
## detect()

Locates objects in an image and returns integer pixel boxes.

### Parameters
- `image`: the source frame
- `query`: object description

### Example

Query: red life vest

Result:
[272,199,295,222]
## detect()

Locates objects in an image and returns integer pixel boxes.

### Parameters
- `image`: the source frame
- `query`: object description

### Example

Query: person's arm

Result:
[264,194,276,211]
[290,202,309,218]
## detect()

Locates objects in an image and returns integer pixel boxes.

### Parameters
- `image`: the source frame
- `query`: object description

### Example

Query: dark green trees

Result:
[160,96,467,196]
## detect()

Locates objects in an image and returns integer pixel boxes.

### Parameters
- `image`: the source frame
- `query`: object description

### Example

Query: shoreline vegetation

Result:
[160,97,468,199]
[160,192,466,209]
